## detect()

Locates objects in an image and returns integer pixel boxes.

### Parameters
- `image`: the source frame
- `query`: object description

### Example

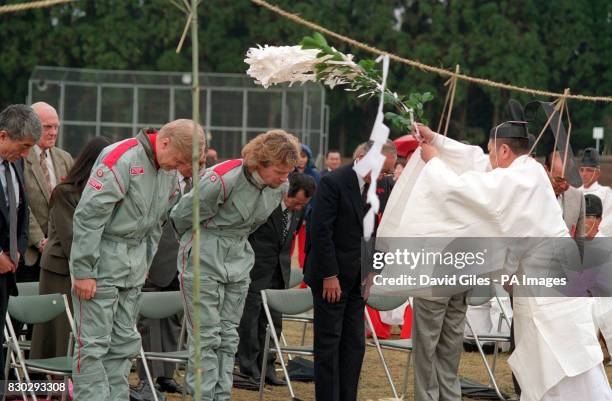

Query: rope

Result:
[251,0,612,103]
[529,91,574,176]
[437,65,460,136]
[0,0,73,14]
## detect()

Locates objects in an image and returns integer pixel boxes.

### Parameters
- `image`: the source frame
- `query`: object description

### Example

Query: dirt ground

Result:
[135,320,612,401]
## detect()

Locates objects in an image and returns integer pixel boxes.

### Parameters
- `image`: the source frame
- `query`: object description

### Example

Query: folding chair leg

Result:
[46,374,53,400]
[139,347,160,401]
[3,350,26,401]
[300,321,307,346]
[365,308,399,400]
[259,327,270,401]
[181,376,187,401]
[465,316,506,401]
[60,376,68,401]
[401,350,412,398]
[280,332,293,361]
[262,298,296,400]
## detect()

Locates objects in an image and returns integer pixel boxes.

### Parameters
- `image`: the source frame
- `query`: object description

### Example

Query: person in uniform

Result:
[237,172,316,385]
[170,129,300,401]
[70,119,205,401]
[578,148,612,235]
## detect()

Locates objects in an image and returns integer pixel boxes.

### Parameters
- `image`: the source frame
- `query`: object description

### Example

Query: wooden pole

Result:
[190,1,202,400]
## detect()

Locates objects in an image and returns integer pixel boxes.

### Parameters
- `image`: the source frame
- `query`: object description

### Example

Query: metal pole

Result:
[190,1,202,400]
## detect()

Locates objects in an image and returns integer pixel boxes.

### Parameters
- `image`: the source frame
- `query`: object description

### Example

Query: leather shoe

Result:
[156,377,183,394]
[265,367,286,386]
[240,364,261,382]
[129,381,166,401]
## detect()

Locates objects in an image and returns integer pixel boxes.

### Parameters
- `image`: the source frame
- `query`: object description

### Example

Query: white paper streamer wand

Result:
[353,55,390,240]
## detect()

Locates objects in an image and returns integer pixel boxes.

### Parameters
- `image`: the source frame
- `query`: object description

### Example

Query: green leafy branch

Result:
[300,32,433,132]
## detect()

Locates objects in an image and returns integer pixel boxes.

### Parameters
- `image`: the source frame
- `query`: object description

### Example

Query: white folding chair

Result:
[260,288,314,401]
[136,291,187,401]
[4,293,75,401]
[464,285,511,401]
[365,294,412,399]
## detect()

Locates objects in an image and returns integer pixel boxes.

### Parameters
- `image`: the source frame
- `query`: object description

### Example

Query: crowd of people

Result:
[0,101,611,401]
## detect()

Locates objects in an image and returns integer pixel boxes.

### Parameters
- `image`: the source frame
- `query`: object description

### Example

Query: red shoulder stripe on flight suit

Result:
[101,139,138,194]
[103,139,139,169]
[212,159,243,200]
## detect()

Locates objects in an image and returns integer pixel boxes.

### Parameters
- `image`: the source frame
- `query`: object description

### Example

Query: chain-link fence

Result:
[28,66,329,160]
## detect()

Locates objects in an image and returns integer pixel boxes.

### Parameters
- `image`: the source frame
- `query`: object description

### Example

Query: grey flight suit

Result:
[170,159,286,401]
[70,130,178,401]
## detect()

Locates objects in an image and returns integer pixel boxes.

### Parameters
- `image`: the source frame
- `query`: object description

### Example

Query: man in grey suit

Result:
[237,173,316,384]
[545,151,585,253]
[21,102,73,282]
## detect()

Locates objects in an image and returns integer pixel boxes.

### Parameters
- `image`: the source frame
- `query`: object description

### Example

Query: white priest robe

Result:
[584,232,612,352]
[377,134,610,401]
[579,182,612,236]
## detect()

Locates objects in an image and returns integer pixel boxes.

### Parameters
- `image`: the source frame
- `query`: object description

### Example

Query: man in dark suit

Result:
[0,104,41,379]
[321,149,342,177]
[304,140,396,401]
[237,172,316,384]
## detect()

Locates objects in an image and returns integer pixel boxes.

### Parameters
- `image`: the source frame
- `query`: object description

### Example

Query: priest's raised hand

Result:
[420,142,438,162]
[411,123,436,143]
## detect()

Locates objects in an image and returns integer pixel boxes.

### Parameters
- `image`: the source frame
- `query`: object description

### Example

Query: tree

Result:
[0,0,610,153]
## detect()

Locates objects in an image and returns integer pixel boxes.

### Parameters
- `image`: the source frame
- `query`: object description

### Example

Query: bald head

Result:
[31,102,59,150]
[545,151,566,177]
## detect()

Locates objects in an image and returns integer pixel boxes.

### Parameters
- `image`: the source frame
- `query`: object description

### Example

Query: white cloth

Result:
[34,144,58,188]
[379,300,411,325]
[377,133,608,401]
[0,156,19,205]
[531,364,612,401]
[579,182,612,236]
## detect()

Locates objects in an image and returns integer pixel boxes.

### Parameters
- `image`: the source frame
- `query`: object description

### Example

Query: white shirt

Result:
[0,156,20,205]
[34,145,58,188]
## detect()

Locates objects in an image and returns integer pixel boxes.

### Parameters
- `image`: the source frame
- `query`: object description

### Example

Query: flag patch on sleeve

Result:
[88,177,104,191]
[130,166,145,175]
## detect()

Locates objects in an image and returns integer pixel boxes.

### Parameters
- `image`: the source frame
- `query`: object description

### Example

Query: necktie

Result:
[280,207,290,243]
[361,182,370,204]
[3,161,18,264]
[39,150,53,194]
[183,177,192,193]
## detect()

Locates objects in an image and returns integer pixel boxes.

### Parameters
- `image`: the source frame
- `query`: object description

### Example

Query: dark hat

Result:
[581,148,600,168]
[489,121,529,140]
[585,194,603,218]
[528,134,536,155]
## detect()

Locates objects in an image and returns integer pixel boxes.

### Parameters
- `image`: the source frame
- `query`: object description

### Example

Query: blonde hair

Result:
[242,129,300,170]
[158,119,205,158]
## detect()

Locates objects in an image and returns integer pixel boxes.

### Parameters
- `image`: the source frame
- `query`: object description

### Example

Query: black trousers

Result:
[313,275,365,401]
[137,275,183,380]
[237,267,284,375]
[0,275,11,381]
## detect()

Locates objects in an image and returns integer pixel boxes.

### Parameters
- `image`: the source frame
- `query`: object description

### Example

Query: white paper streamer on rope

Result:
[353,55,390,240]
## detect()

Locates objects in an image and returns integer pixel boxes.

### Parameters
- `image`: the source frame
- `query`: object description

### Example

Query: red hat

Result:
[393,135,419,158]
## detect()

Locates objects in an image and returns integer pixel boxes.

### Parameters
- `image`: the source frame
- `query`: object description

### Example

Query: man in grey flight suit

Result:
[171,129,300,401]
[70,119,204,401]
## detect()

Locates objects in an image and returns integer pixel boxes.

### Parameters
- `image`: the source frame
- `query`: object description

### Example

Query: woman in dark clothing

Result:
[30,136,111,359]
[296,144,321,183]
